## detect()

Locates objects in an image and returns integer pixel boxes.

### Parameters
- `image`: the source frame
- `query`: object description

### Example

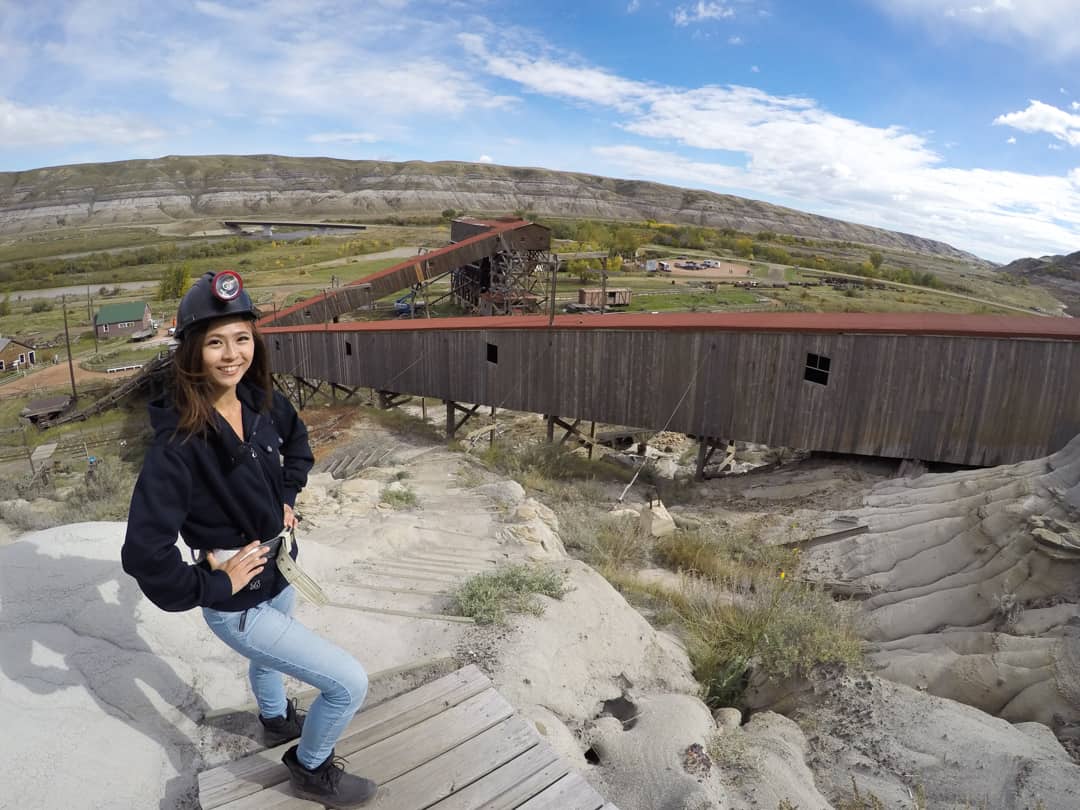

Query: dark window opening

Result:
[486,343,498,364]
[345,341,353,356]
[804,352,831,386]
[274,339,281,351]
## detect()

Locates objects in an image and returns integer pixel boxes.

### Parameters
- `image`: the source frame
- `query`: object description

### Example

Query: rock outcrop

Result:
[0,155,977,259]
[795,434,1080,737]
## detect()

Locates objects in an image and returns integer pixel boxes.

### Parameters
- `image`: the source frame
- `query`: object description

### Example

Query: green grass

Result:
[453,564,569,624]
[623,288,760,312]
[573,516,863,709]
[81,344,163,371]
[379,483,418,509]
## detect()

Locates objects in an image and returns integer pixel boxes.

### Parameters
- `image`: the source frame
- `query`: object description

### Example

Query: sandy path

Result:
[0,360,139,400]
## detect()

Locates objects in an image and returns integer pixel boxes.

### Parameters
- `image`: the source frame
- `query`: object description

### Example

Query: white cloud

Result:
[728,35,743,45]
[674,2,735,27]
[1073,101,1080,111]
[750,65,760,72]
[468,39,1080,260]
[1006,136,1016,144]
[18,1,515,135]
[874,0,1080,57]
[994,100,1080,147]
[0,97,163,147]
[460,34,651,113]
[307,132,380,144]
[627,0,641,11]
[478,154,494,163]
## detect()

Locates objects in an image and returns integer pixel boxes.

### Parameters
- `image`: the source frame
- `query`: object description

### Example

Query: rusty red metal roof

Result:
[263,311,1080,340]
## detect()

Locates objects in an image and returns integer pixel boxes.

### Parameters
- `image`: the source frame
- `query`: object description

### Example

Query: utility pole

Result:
[89,288,98,354]
[62,295,78,404]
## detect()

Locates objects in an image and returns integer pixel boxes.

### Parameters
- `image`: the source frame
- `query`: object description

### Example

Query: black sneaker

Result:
[282,745,378,808]
[259,699,304,746]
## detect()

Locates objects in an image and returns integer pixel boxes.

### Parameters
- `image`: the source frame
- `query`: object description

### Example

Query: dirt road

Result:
[0,361,139,400]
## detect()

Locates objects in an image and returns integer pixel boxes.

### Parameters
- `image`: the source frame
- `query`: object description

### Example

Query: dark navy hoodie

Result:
[122,381,314,612]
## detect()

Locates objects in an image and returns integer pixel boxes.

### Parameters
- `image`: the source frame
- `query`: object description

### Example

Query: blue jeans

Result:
[202,586,368,769]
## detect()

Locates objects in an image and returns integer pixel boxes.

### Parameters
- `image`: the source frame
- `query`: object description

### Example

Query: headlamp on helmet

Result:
[211,271,243,302]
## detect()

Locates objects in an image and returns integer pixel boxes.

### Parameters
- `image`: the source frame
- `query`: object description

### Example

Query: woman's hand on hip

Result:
[205,541,269,595]
[283,503,298,530]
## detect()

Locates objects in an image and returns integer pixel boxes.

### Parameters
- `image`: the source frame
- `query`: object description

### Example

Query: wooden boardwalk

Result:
[198,664,617,810]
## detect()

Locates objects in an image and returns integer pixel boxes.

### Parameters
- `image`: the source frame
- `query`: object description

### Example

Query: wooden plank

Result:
[359,568,465,585]
[427,744,565,810]
[216,687,514,810]
[402,554,499,567]
[339,686,514,771]
[364,560,475,578]
[325,601,475,623]
[337,581,450,597]
[365,715,537,809]
[401,552,499,566]
[515,772,606,810]
[202,654,456,720]
[200,665,490,808]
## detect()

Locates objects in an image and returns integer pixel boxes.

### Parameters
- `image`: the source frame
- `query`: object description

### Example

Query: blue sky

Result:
[1,0,1079,263]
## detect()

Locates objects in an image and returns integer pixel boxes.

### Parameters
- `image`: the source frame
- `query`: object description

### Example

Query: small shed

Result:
[21,395,73,425]
[0,337,37,372]
[95,301,152,338]
[578,287,632,308]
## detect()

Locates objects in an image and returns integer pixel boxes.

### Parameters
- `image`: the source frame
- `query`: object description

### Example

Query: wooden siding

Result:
[264,316,1080,466]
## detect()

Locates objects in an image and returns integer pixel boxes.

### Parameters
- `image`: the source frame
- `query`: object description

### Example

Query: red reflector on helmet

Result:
[211,271,243,301]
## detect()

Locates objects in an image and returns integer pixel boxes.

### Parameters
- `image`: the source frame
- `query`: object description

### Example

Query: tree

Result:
[158,265,191,301]
[734,238,755,258]
[441,208,457,220]
[611,228,648,258]
[0,296,9,317]
[869,251,884,270]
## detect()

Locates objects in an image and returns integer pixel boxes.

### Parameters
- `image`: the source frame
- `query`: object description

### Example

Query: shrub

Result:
[685,575,863,708]
[379,483,418,509]
[453,565,568,624]
[58,456,135,522]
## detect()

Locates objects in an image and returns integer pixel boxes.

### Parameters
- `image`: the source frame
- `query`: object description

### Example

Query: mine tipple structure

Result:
[267,218,554,328]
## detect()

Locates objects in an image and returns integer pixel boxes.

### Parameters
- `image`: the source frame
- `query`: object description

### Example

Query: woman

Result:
[122,270,376,808]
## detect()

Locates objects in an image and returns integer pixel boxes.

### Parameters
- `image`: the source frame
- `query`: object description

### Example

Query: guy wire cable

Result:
[616,340,714,504]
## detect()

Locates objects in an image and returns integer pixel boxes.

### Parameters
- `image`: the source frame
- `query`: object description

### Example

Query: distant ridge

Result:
[1000,250,1080,316]
[0,154,977,260]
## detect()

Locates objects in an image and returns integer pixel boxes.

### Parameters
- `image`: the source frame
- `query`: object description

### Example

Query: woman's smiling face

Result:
[201,316,254,393]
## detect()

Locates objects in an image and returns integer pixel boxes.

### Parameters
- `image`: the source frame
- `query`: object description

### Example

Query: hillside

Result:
[0,155,978,260]
[1001,250,1080,316]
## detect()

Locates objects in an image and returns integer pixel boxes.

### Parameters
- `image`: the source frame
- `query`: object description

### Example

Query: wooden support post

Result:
[600,257,608,316]
[546,414,555,443]
[445,400,455,438]
[557,418,582,445]
[695,438,708,482]
[490,406,496,448]
[695,437,721,481]
[588,421,596,460]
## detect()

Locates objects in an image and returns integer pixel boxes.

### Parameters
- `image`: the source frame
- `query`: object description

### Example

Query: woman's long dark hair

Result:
[172,316,272,436]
